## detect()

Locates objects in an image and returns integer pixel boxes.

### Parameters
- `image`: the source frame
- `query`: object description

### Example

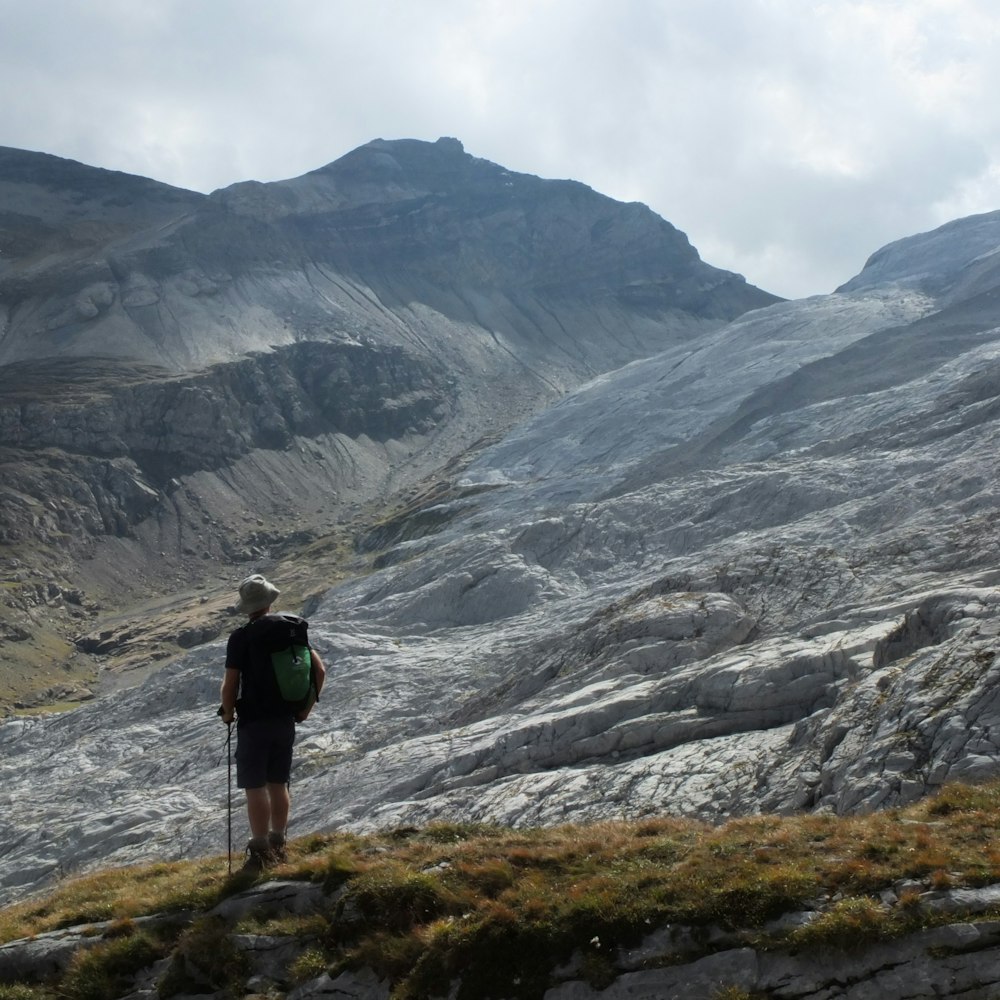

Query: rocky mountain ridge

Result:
[7,787,1000,1000]
[0,136,776,372]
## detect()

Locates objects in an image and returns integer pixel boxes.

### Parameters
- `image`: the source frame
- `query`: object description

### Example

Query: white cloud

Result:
[2,0,1000,298]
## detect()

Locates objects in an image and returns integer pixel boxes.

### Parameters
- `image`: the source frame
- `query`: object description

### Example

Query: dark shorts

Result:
[235,716,295,788]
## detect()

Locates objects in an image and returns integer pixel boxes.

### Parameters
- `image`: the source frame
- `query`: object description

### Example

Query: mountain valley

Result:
[3,139,1000,924]
[0,136,775,711]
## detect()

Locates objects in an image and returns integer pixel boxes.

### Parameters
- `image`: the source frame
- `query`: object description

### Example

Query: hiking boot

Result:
[267,831,287,864]
[241,836,273,872]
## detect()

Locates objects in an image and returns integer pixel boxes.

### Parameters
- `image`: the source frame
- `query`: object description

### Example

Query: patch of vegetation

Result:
[5,783,1000,997]
[158,916,249,998]
[0,605,85,710]
[0,857,249,944]
[59,928,164,1000]
[795,896,888,952]
[0,986,44,1000]
[13,700,89,717]
[289,946,331,984]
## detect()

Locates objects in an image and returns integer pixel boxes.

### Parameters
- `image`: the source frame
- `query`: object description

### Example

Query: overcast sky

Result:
[2,0,998,299]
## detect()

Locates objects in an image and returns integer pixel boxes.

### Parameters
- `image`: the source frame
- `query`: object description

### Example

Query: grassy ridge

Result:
[3,780,1000,997]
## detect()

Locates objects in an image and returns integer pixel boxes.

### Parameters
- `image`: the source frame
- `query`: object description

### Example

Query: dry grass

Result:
[4,782,1000,998]
[0,857,242,944]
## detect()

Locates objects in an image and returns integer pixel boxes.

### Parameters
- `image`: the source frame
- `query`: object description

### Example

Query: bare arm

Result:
[311,649,326,700]
[219,667,240,724]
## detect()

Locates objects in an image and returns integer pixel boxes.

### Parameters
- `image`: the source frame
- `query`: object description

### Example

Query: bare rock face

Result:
[0,342,448,544]
[548,919,1000,1000]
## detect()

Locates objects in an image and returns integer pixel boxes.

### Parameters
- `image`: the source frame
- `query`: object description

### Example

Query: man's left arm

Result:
[311,649,326,700]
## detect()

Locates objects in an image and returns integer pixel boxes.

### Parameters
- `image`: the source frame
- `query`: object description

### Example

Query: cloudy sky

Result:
[2,0,998,299]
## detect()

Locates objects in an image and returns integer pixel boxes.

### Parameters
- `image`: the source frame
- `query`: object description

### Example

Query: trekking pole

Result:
[226,720,233,875]
[217,705,235,875]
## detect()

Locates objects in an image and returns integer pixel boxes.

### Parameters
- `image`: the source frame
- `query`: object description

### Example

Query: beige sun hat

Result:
[236,574,280,615]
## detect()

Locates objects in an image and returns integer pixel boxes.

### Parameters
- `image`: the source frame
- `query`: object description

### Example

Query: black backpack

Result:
[256,613,317,713]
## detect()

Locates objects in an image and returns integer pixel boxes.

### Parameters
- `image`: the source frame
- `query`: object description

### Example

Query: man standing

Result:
[219,573,326,871]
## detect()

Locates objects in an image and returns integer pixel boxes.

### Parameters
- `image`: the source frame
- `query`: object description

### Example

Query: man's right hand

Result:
[217,705,235,724]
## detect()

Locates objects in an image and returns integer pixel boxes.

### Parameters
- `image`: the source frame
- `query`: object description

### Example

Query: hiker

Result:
[219,573,326,871]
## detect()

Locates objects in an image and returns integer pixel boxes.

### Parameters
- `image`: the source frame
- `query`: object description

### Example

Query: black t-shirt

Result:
[227,614,307,721]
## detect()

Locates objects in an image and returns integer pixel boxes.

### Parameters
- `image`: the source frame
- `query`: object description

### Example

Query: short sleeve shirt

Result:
[226,615,298,721]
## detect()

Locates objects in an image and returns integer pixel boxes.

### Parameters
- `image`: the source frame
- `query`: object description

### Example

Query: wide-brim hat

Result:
[237,574,280,615]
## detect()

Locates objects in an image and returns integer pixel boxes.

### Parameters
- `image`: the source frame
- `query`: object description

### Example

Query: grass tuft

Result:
[289,946,331,984]
[340,861,457,932]
[157,915,249,999]
[0,987,45,1000]
[788,896,889,952]
[60,929,163,1000]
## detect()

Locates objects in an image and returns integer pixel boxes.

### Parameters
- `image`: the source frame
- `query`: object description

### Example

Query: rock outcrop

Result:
[0,341,449,555]
[6,878,1000,999]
